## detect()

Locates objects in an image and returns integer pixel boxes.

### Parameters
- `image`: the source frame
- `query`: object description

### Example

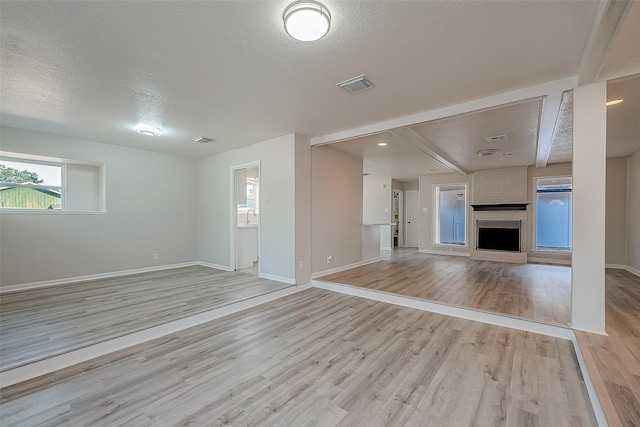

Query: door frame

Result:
[230,161,261,273]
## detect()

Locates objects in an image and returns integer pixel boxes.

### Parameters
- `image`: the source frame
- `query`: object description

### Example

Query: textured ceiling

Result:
[409,99,542,172]
[0,0,602,159]
[327,132,450,180]
[547,92,574,164]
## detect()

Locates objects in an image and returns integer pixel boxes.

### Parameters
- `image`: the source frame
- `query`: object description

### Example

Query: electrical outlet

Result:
[327,255,332,264]
[298,260,304,269]
[153,253,158,260]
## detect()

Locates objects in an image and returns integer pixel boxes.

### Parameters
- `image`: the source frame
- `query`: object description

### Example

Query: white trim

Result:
[196,261,234,272]
[0,284,307,387]
[419,249,470,257]
[313,280,572,338]
[571,325,609,337]
[310,77,576,145]
[0,262,200,294]
[570,335,608,427]
[0,210,108,215]
[380,246,392,251]
[528,257,572,266]
[258,273,296,285]
[604,263,626,270]
[311,257,381,279]
[626,265,640,278]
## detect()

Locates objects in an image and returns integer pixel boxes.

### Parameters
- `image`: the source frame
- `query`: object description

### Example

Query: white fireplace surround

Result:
[471,210,528,263]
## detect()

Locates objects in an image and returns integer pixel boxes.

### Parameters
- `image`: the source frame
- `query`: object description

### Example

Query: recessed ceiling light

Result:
[283,1,331,42]
[606,99,623,106]
[377,142,388,147]
[134,124,162,137]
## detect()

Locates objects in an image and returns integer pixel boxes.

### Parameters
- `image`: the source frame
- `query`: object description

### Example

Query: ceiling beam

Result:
[535,92,564,168]
[577,0,633,85]
[388,128,468,176]
[310,77,576,146]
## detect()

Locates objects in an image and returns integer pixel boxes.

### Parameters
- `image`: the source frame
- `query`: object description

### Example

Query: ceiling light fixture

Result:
[134,124,162,137]
[606,99,623,106]
[283,1,331,42]
[476,149,497,157]
[377,142,387,147]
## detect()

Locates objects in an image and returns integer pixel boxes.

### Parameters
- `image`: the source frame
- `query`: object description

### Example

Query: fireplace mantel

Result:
[471,203,528,212]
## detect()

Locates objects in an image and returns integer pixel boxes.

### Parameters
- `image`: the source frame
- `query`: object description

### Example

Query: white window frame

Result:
[433,183,468,247]
[0,157,66,211]
[532,175,572,253]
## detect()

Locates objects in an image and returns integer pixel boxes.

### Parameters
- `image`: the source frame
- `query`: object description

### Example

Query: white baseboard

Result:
[313,280,572,339]
[380,246,392,251]
[0,284,307,388]
[419,249,470,257]
[570,335,607,427]
[605,263,626,270]
[626,265,640,278]
[528,257,572,266]
[311,257,381,279]
[196,261,234,272]
[0,262,200,294]
[258,273,296,285]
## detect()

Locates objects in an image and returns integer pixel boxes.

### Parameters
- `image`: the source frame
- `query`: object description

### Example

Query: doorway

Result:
[393,189,404,247]
[232,163,260,275]
[405,190,419,248]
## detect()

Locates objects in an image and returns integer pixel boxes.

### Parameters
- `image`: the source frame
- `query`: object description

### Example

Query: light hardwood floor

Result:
[319,253,571,326]
[0,288,596,426]
[576,269,640,427]
[0,266,291,371]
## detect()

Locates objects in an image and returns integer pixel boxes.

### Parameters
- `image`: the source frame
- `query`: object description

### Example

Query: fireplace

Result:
[476,220,521,252]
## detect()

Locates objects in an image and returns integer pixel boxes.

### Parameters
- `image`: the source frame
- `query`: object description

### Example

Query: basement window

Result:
[0,155,105,213]
[434,184,467,246]
[535,177,572,252]
[0,158,63,210]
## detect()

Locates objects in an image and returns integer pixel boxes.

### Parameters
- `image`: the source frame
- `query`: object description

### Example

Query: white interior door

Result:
[405,190,419,248]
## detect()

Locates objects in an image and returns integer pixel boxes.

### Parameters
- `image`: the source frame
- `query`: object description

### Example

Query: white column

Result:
[572,82,607,334]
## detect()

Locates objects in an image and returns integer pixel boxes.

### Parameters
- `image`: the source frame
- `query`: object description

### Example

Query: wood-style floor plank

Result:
[0,288,596,426]
[319,252,571,325]
[575,269,640,427]
[0,266,291,371]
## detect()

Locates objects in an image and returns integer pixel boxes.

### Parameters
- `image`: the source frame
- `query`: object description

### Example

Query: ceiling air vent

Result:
[477,149,497,157]
[193,136,214,144]
[337,74,374,93]
[485,135,507,143]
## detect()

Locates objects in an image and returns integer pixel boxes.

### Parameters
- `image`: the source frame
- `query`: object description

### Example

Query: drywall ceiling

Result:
[326,132,450,180]
[599,1,640,81]
[0,0,602,159]
[409,99,543,172]
[607,74,640,158]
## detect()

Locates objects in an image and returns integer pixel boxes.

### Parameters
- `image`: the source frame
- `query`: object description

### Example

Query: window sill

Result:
[0,210,108,215]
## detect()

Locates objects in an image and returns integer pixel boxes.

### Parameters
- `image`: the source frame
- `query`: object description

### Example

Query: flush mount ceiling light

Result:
[134,124,162,137]
[377,142,387,147]
[476,149,497,157]
[284,1,331,41]
[606,99,623,106]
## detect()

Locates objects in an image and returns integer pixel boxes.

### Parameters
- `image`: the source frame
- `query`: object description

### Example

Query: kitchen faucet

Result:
[245,208,256,224]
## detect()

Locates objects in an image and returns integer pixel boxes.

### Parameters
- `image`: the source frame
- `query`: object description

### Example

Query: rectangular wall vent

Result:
[193,136,214,144]
[485,135,507,143]
[337,74,374,93]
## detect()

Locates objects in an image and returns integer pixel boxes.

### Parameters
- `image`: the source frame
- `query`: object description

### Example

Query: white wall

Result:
[627,149,640,273]
[198,134,297,283]
[311,145,363,274]
[605,157,628,266]
[0,127,198,286]
[294,134,312,285]
[363,175,391,224]
[572,82,606,334]
[419,173,471,256]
